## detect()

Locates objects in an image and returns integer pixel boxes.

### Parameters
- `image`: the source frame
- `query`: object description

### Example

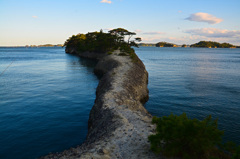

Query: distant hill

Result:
[138,43,156,47]
[25,44,63,47]
[156,42,177,47]
[190,41,236,48]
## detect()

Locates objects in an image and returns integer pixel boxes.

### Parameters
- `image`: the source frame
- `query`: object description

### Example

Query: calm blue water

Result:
[0,47,98,159]
[135,47,240,145]
[1,47,240,159]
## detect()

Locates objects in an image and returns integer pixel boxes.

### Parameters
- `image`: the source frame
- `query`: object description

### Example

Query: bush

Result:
[118,52,128,56]
[148,113,225,159]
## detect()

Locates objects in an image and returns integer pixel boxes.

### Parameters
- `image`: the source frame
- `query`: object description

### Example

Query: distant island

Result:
[12,41,239,49]
[139,41,239,48]
[25,44,63,47]
[190,41,237,48]
[138,43,156,47]
[156,42,177,47]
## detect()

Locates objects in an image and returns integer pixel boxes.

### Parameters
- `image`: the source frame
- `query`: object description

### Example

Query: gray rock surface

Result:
[40,49,163,159]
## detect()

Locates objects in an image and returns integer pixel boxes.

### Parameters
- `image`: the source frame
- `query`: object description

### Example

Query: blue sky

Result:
[0,0,240,46]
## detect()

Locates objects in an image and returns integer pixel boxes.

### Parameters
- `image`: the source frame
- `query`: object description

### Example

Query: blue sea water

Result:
[135,47,240,145]
[0,47,98,159]
[0,47,240,159]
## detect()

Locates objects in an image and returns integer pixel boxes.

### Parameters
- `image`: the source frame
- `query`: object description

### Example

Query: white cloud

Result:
[100,0,112,4]
[185,28,240,38]
[141,37,162,42]
[32,16,38,18]
[143,31,165,35]
[186,12,223,24]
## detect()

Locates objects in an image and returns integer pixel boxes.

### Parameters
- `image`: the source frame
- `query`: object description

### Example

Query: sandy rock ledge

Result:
[40,49,163,159]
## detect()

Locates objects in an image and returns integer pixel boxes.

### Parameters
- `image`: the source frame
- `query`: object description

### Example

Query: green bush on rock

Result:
[148,113,240,159]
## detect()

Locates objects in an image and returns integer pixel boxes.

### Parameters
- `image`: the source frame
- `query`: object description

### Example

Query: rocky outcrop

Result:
[41,49,162,159]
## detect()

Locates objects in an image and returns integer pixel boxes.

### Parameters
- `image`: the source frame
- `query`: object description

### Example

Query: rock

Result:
[40,49,164,159]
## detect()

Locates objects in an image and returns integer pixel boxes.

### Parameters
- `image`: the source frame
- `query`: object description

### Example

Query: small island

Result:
[190,41,237,48]
[139,41,239,48]
[156,42,177,47]
[25,44,63,47]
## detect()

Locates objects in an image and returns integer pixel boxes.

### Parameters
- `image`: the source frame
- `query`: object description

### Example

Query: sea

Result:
[0,47,239,159]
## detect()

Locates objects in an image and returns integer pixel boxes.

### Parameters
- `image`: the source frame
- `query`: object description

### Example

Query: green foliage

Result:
[232,146,240,159]
[219,142,240,159]
[190,41,236,48]
[64,28,141,54]
[64,31,117,53]
[118,43,139,62]
[138,43,156,47]
[107,51,113,55]
[182,44,187,47]
[149,113,240,159]
[118,53,128,56]
[148,113,225,159]
[156,42,177,47]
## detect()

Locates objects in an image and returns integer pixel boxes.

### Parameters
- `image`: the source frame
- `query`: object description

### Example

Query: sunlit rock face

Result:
[41,49,163,159]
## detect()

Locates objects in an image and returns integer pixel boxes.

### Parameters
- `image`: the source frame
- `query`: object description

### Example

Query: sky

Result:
[0,0,240,46]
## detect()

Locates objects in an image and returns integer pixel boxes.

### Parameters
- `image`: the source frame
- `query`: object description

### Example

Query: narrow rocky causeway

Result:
[41,49,163,159]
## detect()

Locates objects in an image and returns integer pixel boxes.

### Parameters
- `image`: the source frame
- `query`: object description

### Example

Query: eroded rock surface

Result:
[40,49,163,159]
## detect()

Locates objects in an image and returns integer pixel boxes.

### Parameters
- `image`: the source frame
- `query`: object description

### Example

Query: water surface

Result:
[0,47,98,159]
[1,47,240,159]
[135,47,240,144]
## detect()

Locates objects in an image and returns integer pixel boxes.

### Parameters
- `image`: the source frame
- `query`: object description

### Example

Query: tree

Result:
[64,28,141,54]
[182,44,187,47]
[109,28,136,44]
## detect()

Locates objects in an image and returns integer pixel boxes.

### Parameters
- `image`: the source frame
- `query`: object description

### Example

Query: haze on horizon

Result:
[0,0,240,46]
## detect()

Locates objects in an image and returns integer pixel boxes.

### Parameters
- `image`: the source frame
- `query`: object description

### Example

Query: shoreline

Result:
[40,49,161,158]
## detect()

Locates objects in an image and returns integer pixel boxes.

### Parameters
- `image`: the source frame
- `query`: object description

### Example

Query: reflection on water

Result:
[135,47,240,145]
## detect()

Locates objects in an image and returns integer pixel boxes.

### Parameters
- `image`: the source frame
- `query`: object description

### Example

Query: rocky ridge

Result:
[41,49,163,159]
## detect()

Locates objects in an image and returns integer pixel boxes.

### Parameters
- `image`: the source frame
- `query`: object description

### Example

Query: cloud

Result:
[185,28,240,38]
[141,37,162,42]
[32,16,38,18]
[100,0,112,4]
[142,31,165,35]
[186,12,223,24]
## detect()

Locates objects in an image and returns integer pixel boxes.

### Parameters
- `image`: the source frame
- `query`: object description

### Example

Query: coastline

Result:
[40,49,161,158]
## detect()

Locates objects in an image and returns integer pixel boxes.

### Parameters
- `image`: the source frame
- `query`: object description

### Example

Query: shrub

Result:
[148,113,225,159]
[118,52,128,56]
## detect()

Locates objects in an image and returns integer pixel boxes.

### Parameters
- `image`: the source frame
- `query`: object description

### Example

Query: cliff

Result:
[41,48,162,159]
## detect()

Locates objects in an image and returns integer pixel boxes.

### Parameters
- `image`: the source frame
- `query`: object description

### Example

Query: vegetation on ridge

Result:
[149,113,240,159]
[156,42,177,47]
[64,28,141,54]
[190,41,236,48]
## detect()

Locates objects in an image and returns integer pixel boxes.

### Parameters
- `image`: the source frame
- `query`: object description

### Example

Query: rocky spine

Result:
[41,48,161,159]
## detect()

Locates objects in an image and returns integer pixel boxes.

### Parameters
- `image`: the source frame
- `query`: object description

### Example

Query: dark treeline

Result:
[64,28,141,53]
[190,41,237,48]
[25,44,63,47]
[139,41,239,48]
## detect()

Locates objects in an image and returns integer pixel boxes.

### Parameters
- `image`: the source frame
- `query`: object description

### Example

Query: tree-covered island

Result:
[156,42,177,47]
[64,28,141,54]
[25,44,63,47]
[138,43,156,47]
[190,41,237,48]
[137,41,239,48]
